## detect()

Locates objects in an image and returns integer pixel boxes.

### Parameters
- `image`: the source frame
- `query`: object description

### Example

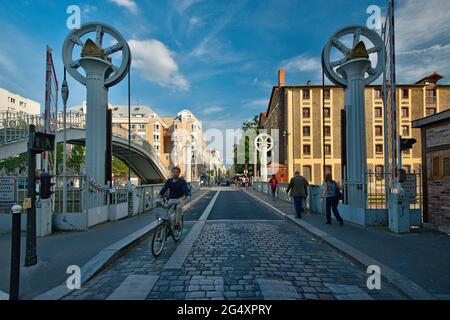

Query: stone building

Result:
[261,70,450,184]
[412,109,450,232]
[0,87,41,114]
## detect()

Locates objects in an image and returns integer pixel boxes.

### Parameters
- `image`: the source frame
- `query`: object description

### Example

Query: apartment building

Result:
[261,70,450,184]
[70,104,208,180]
[0,87,41,114]
[165,109,207,181]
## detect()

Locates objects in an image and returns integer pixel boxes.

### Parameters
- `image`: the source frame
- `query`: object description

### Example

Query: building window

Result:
[303,108,311,118]
[324,126,331,137]
[302,89,310,100]
[426,108,437,116]
[302,126,311,137]
[375,125,383,136]
[323,108,331,118]
[154,134,160,141]
[426,89,436,104]
[375,165,384,180]
[374,107,382,118]
[401,89,409,99]
[325,165,332,176]
[303,145,311,155]
[444,156,450,178]
[432,157,441,178]
[432,155,450,179]
[402,125,410,136]
[323,89,330,100]
[324,144,331,155]
[375,144,383,154]
[401,107,409,118]
[154,123,160,130]
[191,124,196,131]
[303,166,312,182]
[374,89,382,99]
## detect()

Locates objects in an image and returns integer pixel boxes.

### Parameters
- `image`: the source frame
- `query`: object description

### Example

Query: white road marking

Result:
[163,191,221,270]
[106,275,159,300]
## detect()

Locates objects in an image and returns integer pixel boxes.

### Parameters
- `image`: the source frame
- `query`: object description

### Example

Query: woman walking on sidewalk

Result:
[322,173,344,226]
[268,174,278,201]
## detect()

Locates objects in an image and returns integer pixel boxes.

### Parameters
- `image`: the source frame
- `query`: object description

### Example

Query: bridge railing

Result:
[0,111,44,145]
[252,181,323,212]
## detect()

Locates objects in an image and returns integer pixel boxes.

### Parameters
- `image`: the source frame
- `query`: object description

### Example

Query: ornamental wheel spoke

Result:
[332,38,351,55]
[330,57,348,68]
[96,25,104,47]
[353,28,362,47]
[104,43,124,55]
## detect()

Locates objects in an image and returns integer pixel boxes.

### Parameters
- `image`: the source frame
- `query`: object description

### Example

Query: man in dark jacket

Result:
[286,171,309,218]
[159,167,189,229]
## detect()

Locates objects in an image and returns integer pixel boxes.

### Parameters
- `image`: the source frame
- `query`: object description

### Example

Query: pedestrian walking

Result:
[322,173,344,226]
[268,174,278,201]
[286,171,309,218]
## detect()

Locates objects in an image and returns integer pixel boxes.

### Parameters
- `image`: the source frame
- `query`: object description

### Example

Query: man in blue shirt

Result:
[159,167,189,229]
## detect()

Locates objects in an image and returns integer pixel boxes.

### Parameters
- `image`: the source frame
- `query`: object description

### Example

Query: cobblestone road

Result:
[64,189,403,300]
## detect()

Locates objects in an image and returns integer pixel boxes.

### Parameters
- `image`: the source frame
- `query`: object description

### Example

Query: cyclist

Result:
[159,166,189,230]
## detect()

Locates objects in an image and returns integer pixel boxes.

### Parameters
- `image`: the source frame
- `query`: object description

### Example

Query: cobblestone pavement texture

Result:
[64,189,403,300]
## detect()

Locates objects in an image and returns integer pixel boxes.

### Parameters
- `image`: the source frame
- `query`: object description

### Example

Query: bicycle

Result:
[151,198,184,257]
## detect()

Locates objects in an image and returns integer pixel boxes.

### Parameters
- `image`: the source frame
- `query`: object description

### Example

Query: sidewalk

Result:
[246,188,450,300]
[0,189,209,299]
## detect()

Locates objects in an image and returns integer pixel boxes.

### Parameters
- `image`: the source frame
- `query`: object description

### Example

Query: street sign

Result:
[31,132,55,153]
[0,176,17,210]
[400,174,417,202]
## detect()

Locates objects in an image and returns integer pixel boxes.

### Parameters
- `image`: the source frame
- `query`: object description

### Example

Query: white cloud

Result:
[282,54,321,73]
[108,0,138,14]
[243,99,268,110]
[200,106,224,115]
[394,0,450,82]
[82,5,97,15]
[174,0,203,13]
[129,39,190,90]
[396,0,450,52]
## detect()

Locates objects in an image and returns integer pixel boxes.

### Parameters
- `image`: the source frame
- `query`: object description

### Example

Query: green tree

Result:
[112,156,128,180]
[233,115,263,176]
[0,153,27,174]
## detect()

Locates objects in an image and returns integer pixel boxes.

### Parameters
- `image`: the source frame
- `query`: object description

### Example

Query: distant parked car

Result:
[220,179,230,186]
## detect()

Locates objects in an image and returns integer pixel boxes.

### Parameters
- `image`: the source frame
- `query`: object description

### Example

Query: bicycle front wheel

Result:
[151,223,167,257]
[172,216,184,242]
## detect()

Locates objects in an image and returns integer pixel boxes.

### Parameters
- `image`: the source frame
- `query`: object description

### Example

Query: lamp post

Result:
[322,26,385,208]
[61,69,69,214]
[62,23,131,185]
[255,133,273,182]
[9,204,22,300]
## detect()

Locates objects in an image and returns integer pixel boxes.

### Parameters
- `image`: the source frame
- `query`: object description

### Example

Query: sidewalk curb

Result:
[0,289,8,300]
[244,189,436,300]
[33,189,210,300]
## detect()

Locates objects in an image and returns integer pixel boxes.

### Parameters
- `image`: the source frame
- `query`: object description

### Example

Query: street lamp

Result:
[9,204,22,300]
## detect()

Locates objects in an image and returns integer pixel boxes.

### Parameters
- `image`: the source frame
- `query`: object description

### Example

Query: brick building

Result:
[412,109,450,232]
[261,70,450,184]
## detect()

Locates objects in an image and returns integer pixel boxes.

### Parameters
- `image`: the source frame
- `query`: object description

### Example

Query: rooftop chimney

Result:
[278,68,286,87]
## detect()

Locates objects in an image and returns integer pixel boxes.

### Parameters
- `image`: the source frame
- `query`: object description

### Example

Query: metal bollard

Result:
[10,204,23,300]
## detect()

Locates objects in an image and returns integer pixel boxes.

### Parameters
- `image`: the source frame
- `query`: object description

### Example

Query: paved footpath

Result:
[245,188,450,300]
[64,188,403,300]
[0,190,208,299]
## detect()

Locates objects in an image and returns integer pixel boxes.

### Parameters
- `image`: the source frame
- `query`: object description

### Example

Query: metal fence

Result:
[254,169,423,213]
[364,169,422,210]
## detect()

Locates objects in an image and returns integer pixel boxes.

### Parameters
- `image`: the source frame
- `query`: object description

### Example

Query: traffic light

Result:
[31,132,55,153]
[400,138,417,151]
[39,172,55,200]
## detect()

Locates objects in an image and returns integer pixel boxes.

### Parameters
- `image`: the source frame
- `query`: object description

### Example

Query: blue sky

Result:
[0,0,449,132]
